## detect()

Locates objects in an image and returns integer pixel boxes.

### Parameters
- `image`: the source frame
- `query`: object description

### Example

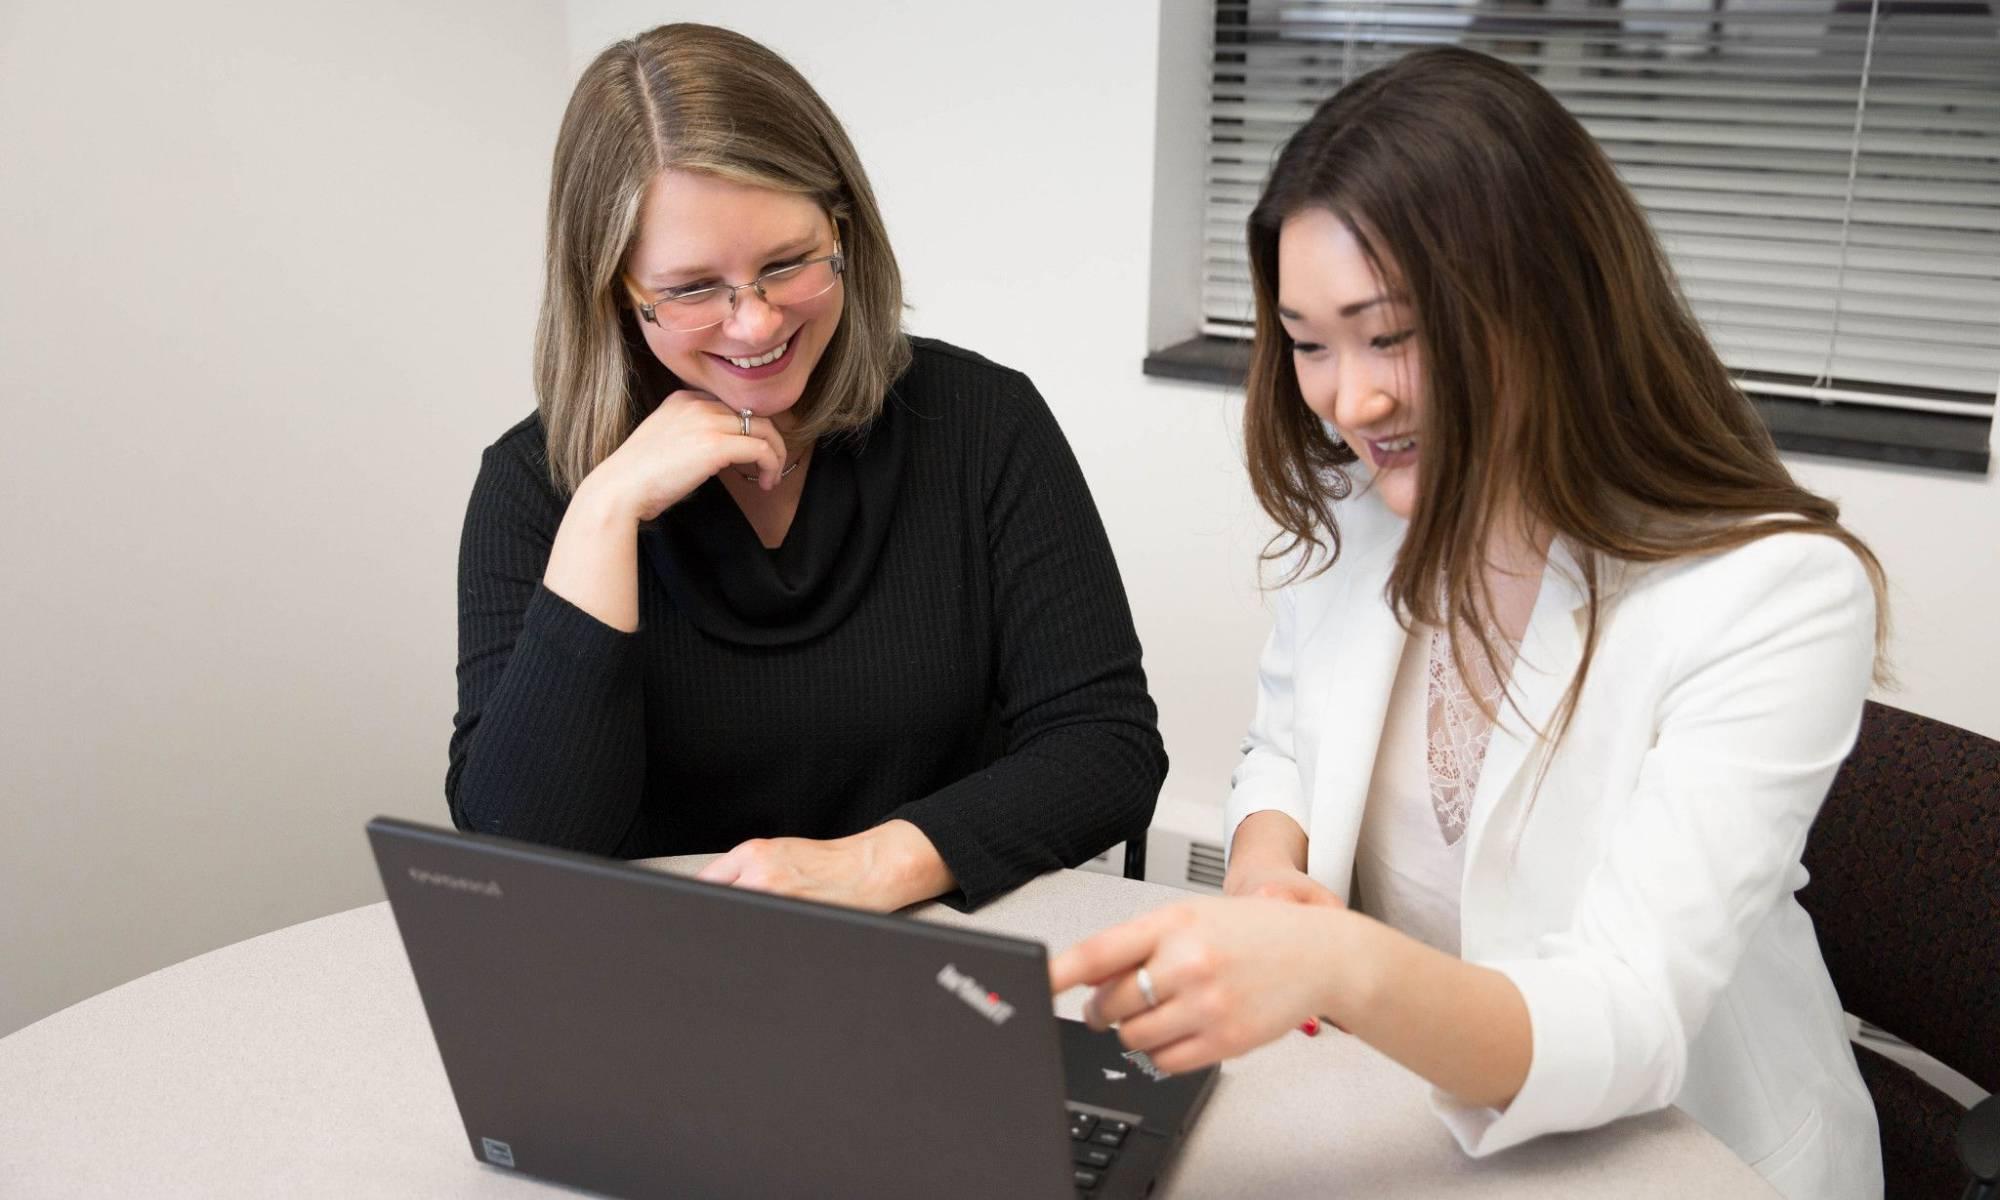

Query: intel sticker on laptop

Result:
[481,1137,516,1168]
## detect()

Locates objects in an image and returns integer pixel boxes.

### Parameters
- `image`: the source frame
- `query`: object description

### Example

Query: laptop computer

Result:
[367,818,1218,1199]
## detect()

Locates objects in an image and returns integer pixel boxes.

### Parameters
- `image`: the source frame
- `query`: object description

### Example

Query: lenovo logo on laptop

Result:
[407,867,503,898]
[935,963,1015,1025]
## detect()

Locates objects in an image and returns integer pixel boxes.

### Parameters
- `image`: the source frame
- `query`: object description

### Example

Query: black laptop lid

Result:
[368,818,1076,1200]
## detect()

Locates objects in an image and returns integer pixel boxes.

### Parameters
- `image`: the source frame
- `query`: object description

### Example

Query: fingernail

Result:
[1298,1018,1319,1037]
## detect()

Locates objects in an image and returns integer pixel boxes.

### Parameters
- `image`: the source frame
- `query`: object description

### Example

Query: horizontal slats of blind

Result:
[1204,0,2000,409]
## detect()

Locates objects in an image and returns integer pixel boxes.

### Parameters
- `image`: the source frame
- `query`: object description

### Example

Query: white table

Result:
[0,860,1775,1198]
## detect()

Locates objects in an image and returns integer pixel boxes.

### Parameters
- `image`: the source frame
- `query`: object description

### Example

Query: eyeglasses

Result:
[632,251,845,333]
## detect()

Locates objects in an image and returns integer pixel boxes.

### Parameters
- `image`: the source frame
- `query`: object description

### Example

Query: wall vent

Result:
[1184,839,1226,891]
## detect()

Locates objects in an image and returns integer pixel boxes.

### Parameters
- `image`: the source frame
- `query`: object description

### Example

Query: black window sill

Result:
[1142,335,1252,386]
[1143,335,1993,476]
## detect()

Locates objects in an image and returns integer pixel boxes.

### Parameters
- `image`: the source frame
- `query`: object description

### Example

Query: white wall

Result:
[3,0,1992,1040]
[0,0,568,1037]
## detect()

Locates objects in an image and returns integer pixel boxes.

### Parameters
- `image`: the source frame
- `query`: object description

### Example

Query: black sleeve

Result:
[444,432,648,853]
[889,378,1168,908]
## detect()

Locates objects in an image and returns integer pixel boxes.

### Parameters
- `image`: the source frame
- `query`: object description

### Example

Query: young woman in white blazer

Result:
[1053,48,1888,1200]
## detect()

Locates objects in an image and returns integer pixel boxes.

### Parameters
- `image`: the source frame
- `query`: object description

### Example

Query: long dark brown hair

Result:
[1243,47,1889,741]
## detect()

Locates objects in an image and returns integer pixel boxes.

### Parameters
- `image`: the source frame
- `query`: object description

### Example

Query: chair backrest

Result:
[1801,700,2000,1094]
[1800,701,2000,1198]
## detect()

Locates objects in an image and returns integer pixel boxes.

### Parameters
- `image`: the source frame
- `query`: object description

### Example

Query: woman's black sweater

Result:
[446,337,1166,908]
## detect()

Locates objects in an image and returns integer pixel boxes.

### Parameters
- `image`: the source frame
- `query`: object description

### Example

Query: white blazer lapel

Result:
[1461,539,1590,870]
[1303,532,1410,900]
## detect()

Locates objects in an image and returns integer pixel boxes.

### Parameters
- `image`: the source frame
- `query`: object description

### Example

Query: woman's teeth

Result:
[1377,435,1416,453]
[724,339,788,369]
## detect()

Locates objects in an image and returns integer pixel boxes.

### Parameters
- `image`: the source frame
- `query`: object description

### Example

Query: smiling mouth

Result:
[715,337,790,369]
[1369,434,1417,455]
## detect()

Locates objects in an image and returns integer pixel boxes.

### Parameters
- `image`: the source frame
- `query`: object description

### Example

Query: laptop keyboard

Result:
[1065,1106,1134,1194]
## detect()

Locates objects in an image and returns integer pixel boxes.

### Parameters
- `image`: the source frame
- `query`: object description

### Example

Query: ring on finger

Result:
[739,409,753,436]
[1136,966,1160,1010]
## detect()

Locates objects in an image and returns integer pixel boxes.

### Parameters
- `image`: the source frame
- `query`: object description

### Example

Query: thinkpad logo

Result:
[936,963,1015,1025]
[1121,1048,1172,1081]
[407,867,503,898]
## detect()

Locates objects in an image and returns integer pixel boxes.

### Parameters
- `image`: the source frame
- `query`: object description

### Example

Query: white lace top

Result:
[1356,625,1470,955]
[1356,582,1534,955]
[1426,620,1510,845]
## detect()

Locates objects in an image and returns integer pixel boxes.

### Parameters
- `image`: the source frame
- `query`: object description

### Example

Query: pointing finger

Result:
[1049,907,1179,995]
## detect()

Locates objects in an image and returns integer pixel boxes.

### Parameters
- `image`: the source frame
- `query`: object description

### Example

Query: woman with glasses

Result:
[1052,49,1885,1198]
[447,23,1165,911]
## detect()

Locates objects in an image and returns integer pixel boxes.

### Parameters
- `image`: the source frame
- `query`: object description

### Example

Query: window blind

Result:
[1202,0,2000,421]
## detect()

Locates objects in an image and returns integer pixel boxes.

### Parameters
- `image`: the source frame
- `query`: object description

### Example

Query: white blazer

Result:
[1226,490,1883,1200]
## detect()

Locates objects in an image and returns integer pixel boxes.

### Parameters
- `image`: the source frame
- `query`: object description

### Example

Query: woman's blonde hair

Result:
[535,23,909,494]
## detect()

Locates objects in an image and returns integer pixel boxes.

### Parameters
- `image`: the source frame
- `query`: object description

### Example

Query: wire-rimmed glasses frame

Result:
[631,250,845,333]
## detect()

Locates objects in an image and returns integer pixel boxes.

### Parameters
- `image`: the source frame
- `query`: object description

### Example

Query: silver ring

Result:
[1135,966,1159,1010]
[739,409,753,436]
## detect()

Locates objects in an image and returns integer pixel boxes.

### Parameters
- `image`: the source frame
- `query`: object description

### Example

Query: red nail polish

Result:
[1299,1018,1320,1037]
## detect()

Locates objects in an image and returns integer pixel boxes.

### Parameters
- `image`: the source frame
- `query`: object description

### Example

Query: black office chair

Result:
[1123,831,1147,881]
[1799,701,2000,1200]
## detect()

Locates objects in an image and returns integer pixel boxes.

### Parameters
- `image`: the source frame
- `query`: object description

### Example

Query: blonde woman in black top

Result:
[448,24,1164,910]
